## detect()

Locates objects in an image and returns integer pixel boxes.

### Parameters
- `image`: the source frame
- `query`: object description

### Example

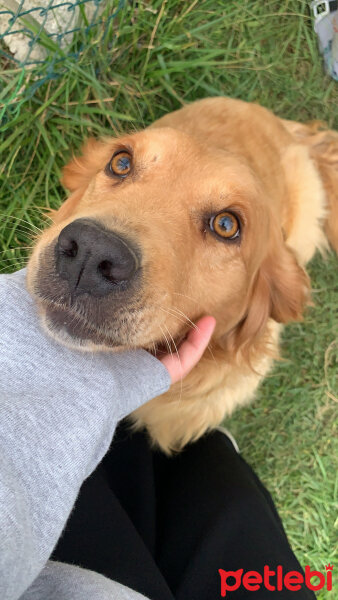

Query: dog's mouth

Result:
[38,298,184,356]
[40,302,130,351]
[44,304,116,345]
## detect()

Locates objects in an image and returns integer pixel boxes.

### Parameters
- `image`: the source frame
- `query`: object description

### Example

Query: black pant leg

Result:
[153,430,315,600]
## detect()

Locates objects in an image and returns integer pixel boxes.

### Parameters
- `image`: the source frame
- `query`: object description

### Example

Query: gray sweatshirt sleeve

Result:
[0,270,171,600]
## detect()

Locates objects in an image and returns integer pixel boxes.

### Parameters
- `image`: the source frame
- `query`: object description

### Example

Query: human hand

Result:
[159,316,216,384]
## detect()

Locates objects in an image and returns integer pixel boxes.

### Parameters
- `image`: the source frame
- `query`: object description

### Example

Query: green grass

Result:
[227,251,338,587]
[1,0,337,595]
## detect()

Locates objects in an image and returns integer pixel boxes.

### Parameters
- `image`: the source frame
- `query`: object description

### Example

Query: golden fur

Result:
[27,97,338,453]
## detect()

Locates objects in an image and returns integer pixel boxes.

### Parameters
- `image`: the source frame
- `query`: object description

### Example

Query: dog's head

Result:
[27,126,309,358]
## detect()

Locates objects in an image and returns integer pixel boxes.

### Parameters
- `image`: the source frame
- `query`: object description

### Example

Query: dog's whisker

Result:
[0,214,43,234]
[28,205,55,219]
[206,342,218,366]
[163,324,184,405]
[169,306,199,332]
[163,307,216,367]
[159,324,172,358]
[0,226,38,240]
[159,305,199,334]
[158,306,193,330]
[172,291,199,304]
[0,226,40,241]
[159,305,217,372]
[159,304,212,385]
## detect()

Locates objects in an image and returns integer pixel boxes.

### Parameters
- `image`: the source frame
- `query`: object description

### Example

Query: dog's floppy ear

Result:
[61,138,108,192]
[231,228,310,359]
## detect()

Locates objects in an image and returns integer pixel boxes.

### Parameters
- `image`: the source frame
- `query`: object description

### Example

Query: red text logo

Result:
[218,564,333,596]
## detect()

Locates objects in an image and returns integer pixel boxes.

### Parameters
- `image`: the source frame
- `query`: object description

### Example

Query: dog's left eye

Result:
[209,211,240,240]
[109,151,132,177]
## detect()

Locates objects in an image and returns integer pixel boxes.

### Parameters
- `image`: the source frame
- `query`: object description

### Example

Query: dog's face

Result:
[27,127,308,355]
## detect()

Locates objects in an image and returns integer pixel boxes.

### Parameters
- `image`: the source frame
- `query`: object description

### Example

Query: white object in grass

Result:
[0,0,100,64]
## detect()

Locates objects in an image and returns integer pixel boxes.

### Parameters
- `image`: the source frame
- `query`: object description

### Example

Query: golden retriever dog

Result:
[26,97,338,453]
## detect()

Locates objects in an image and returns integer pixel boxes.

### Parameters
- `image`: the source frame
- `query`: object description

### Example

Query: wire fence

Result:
[0,0,124,122]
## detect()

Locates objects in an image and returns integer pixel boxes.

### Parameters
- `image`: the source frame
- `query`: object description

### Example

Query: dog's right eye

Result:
[108,151,132,178]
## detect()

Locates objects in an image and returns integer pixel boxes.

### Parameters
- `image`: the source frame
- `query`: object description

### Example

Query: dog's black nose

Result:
[55,219,139,297]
